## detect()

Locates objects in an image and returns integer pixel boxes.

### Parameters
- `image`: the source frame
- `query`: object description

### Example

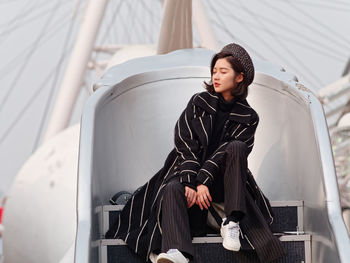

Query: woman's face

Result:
[212,58,243,101]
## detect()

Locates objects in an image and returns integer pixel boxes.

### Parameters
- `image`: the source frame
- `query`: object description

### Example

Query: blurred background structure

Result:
[1,0,350,200]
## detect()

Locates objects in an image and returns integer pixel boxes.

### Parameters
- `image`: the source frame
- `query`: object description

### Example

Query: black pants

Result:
[161,141,248,257]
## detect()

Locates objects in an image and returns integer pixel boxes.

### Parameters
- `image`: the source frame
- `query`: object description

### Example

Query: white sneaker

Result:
[149,252,158,263]
[156,249,190,263]
[220,218,241,251]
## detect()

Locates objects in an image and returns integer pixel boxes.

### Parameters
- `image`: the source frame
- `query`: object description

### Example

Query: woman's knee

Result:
[226,141,248,156]
[163,181,184,197]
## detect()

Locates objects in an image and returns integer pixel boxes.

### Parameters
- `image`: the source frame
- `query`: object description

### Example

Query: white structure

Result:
[76,48,350,262]
[3,125,79,263]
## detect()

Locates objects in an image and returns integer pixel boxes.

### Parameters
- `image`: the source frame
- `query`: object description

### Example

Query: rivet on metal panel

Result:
[93,83,100,91]
[296,83,311,93]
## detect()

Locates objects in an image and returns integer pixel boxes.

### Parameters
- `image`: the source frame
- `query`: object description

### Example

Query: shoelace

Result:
[228,224,240,239]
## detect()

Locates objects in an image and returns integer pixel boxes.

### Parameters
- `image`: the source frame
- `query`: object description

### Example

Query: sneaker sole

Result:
[157,259,175,263]
[221,229,241,252]
[222,240,241,252]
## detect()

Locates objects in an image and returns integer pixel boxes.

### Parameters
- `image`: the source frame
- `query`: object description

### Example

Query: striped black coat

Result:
[106,91,284,262]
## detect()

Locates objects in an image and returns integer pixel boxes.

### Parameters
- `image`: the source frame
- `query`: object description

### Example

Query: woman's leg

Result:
[213,141,248,251]
[223,140,248,218]
[161,180,194,258]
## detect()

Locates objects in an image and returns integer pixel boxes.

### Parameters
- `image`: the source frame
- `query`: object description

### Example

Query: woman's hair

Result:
[204,51,249,100]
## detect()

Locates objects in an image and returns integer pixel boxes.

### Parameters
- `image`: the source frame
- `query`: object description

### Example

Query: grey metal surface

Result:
[101,237,310,263]
[99,202,303,237]
[75,48,350,262]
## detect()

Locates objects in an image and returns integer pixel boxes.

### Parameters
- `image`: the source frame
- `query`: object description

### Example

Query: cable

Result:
[234,0,324,87]
[140,0,162,25]
[262,0,350,51]
[286,1,350,47]
[0,1,32,30]
[0,0,54,30]
[205,0,266,60]
[0,0,64,112]
[0,3,73,77]
[0,2,37,43]
[115,0,132,44]
[215,0,346,58]
[221,14,343,62]
[0,1,70,41]
[32,2,83,151]
[139,0,160,43]
[127,0,142,43]
[281,0,350,12]
[0,13,72,81]
[0,0,23,5]
[111,1,120,43]
[307,0,350,7]
[92,0,124,65]
[0,67,57,146]
[99,0,123,47]
[0,13,73,111]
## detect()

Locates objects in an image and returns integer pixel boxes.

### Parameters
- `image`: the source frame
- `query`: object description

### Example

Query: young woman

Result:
[106,43,285,263]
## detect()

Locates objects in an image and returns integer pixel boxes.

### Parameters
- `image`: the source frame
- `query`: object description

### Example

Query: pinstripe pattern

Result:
[235,127,247,138]
[184,112,193,139]
[180,169,197,175]
[113,214,121,238]
[240,192,285,262]
[176,119,197,159]
[157,196,164,234]
[140,181,149,226]
[198,95,216,112]
[199,168,214,180]
[211,151,225,159]
[162,156,179,182]
[237,101,252,108]
[147,223,159,257]
[230,112,251,117]
[231,123,241,137]
[181,160,200,165]
[222,141,248,216]
[199,117,209,145]
[127,196,135,234]
[207,159,219,168]
[151,184,167,209]
[161,180,194,256]
[208,140,285,261]
[105,91,282,262]
[135,219,148,253]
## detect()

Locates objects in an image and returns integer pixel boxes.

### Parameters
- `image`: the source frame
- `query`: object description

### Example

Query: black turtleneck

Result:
[206,93,237,158]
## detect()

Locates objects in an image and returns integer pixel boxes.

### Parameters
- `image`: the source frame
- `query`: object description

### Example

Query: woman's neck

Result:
[220,91,234,102]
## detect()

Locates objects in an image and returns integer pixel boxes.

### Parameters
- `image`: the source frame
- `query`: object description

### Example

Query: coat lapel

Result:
[191,92,218,148]
[193,92,253,124]
[191,92,254,153]
[192,92,219,115]
[191,115,212,148]
[228,100,253,125]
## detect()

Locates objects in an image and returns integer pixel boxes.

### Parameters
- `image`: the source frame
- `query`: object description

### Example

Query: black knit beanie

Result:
[221,43,255,87]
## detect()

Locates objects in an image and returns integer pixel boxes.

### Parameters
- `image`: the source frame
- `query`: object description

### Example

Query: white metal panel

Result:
[76,48,350,262]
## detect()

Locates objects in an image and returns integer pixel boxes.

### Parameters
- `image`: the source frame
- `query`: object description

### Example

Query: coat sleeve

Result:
[174,94,201,189]
[196,114,259,187]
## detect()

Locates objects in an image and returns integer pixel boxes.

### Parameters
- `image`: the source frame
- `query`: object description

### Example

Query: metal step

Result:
[270,200,304,233]
[94,234,311,263]
[96,200,304,238]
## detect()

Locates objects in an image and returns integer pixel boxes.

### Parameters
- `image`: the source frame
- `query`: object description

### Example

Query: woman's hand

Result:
[185,186,197,208]
[196,184,212,210]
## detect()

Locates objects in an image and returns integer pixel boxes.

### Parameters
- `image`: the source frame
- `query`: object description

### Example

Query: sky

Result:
[0,0,349,198]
